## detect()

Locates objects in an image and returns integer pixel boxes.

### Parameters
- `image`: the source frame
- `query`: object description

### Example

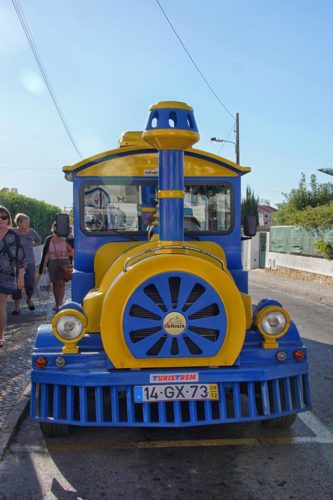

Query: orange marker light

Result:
[293,350,305,361]
[36,356,47,368]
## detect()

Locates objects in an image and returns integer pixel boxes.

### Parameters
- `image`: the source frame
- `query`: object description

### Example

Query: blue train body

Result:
[31,102,311,435]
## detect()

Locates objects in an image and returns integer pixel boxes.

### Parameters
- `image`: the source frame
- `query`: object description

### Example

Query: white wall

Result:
[242,232,333,277]
[242,233,260,270]
[266,251,333,277]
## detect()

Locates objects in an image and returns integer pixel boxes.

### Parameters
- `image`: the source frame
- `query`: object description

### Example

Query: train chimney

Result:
[142,101,199,242]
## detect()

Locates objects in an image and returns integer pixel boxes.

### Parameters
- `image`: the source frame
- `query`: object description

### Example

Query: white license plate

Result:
[134,384,219,403]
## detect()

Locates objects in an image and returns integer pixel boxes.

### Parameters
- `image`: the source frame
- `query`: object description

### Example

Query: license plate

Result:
[134,384,219,403]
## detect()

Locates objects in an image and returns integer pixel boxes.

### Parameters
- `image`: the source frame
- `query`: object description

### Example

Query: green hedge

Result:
[0,191,61,242]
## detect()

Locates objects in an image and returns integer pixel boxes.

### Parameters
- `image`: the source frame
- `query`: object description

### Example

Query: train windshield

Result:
[81,182,232,234]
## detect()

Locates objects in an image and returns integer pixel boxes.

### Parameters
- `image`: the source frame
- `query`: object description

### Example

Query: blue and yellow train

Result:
[31,101,311,436]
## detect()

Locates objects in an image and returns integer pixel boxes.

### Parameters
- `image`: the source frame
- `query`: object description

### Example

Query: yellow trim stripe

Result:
[141,207,155,213]
[158,190,184,199]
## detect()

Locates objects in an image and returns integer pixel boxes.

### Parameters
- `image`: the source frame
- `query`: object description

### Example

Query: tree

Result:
[0,191,61,240]
[282,173,333,209]
[241,186,259,226]
[274,173,333,228]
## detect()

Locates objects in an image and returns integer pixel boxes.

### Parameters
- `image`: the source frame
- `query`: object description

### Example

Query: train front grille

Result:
[31,374,311,427]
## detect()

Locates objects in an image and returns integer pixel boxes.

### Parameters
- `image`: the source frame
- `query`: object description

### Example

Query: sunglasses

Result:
[0,215,9,220]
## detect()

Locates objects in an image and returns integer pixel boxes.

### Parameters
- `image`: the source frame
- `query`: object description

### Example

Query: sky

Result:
[1,0,332,209]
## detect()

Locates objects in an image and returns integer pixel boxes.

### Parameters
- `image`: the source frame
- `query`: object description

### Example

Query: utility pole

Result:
[235,112,240,165]
[211,112,240,165]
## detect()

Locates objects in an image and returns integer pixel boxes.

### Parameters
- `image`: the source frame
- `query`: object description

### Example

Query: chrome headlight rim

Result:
[256,306,291,338]
[52,309,87,343]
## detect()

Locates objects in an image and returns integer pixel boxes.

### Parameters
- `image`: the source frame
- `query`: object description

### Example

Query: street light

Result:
[211,112,240,165]
[211,138,235,145]
[318,168,333,177]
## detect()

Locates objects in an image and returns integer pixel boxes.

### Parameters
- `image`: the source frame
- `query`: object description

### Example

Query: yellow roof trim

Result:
[62,145,251,178]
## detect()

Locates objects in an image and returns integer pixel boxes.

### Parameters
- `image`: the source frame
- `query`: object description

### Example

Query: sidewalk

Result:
[0,287,70,460]
[249,269,333,307]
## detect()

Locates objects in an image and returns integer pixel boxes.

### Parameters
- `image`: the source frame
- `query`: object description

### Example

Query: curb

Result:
[0,384,31,462]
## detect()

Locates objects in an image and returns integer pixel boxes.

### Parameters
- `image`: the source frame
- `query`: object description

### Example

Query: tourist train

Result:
[30,101,311,436]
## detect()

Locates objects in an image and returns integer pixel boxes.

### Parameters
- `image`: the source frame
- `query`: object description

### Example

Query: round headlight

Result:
[256,305,291,339]
[56,314,83,340]
[261,311,286,335]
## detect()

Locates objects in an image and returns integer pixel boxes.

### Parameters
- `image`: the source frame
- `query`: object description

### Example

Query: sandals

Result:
[27,300,35,311]
[11,310,20,316]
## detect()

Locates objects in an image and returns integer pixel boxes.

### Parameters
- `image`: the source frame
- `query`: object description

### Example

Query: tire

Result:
[39,422,71,437]
[261,413,297,429]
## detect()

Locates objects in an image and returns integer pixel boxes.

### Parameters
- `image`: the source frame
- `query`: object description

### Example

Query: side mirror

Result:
[244,214,257,237]
[56,213,69,237]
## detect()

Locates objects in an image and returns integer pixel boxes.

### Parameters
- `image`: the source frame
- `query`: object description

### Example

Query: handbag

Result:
[36,271,51,299]
[60,263,73,281]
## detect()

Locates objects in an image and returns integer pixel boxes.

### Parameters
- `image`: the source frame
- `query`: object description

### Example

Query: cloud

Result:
[0,6,26,56]
[21,71,45,94]
[80,133,110,157]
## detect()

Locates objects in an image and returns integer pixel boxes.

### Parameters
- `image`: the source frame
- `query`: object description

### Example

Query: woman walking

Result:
[42,223,73,312]
[12,213,41,314]
[0,206,25,347]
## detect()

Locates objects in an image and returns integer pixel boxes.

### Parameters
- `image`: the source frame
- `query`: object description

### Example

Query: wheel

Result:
[261,413,297,429]
[39,422,71,437]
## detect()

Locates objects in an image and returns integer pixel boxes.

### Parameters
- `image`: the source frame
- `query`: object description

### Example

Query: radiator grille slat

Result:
[40,384,48,419]
[66,386,74,421]
[233,383,242,418]
[247,382,257,418]
[143,402,150,424]
[95,387,103,423]
[204,401,212,422]
[79,387,87,422]
[294,376,303,408]
[111,387,118,423]
[284,378,292,411]
[272,379,282,414]
[31,375,311,427]
[261,381,271,416]
[218,384,227,420]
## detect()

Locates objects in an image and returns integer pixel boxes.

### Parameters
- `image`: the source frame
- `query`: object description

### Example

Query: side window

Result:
[184,185,231,232]
[83,184,141,232]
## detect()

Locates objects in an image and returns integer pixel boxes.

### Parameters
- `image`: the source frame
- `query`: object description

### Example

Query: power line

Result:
[217,120,236,154]
[156,0,235,120]
[12,0,83,159]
